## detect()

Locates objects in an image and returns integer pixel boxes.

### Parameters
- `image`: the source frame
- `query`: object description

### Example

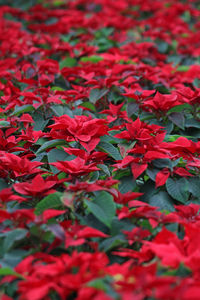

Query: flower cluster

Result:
[0,1,200,299]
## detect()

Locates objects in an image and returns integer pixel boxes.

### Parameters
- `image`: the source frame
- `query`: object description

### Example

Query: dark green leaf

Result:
[157,41,169,53]
[11,105,34,116]
[152,159,173,170]
[36,139,67,154]
[50,105,73,117]
[0,250,29,269]
[89,88,108,104]
[185,119,200,129]
[98,142,122,160]
[166,178,189,203]
[149,191,174,212]
[99,235,126,252]
[97,164,110,176]
[47,149,70,173]
[126,102,139,118]
[0,121,10,128]
[85,191,116,228]
[33,111,49,131]
[167,103,192,114]
[168,112,185,129]
[3,229,28,252]
[187,177,200,198]
[35,192,63,215]
[100,134,124,144]
[0,178,8,191]
[118,176,136,194]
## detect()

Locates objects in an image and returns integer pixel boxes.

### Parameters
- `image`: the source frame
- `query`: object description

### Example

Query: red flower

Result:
[0,151,42,178]
[13,174,57,198]
[52,156,99,176]
[49,115,108,152]
[155,168,170,187]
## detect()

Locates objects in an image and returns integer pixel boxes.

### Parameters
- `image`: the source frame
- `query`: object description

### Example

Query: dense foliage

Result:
[0,0,200,299]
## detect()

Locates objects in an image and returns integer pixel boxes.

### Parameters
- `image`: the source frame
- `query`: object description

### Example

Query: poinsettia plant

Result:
[0,0,200,299]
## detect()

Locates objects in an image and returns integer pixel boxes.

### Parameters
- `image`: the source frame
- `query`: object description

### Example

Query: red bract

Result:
[0,151,42,178]
[14,251,109,300]
[142,91,181,112]
[0,208,35,227]
[49,115,108,152]
[17,127,44,145]
[115,117,166,146]
[63,147,108,163]
[123,227,151,245]
[167,204,200,225]
[13,174,57,198]
[61,221,108,248]
[101,102,128,123]
[1,1,200,299]
[0,187,24,203]
[52,156,99,176]
[155,168,171,187]
[0,128,23,152]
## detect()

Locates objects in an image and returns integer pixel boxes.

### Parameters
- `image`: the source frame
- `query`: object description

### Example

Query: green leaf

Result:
[33,111,49,131]
[51,86,65,91]
[47,148,70,173]
[100,134,124,144]
[3,229,28,252]
[168,112,185,129]
[167,103,192,114]
[152,159,173,170]
[97,164,110,176]
[59,57,77,69]
[118,176,136,194]
[181,11,191,22]
[0,178,8,191]
[187,177,200,198]
[0,250,28,269]
[166,134,193,142]
[98,142,122,160]
[89,171,99,182]
[35,192,63,215]
[80,213,108,233]
[80,101,96,111]
[87,276,113,292]
[99,235,126,252]
[80,55,103,63]
[50,105,74,117]
[11,104,34,116]
[140,180,157,202]
[149,191,174,212]
[0,121,10,128]
[126,102,139,118]
[166,178,189,203]
[36,139,67,154]
[176,65,190,72]
[89,88,108,104]
[167,55,182,66]
[87,277,107,291]
[185,119,200,129]
[110,217,134,236]
[85,201,110,228]
[0,267,24,279]
[157,41,169,53]
[85,191,116,228]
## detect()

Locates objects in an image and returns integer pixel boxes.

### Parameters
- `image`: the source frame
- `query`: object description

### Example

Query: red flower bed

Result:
[0,0,200,299]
